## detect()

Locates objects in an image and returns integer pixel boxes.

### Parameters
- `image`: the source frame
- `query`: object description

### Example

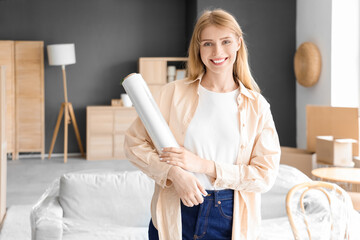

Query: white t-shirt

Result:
[184,84,240,190]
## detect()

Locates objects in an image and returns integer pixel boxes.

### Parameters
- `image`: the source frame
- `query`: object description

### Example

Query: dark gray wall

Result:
[0,0,187,153]
[185,0,198,48]
[0,0,296,154]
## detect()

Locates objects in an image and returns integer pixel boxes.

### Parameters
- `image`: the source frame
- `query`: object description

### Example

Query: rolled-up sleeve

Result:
[124,88,173,189]
[212,106,281,193]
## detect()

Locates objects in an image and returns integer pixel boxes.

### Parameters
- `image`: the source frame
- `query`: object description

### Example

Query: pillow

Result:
[59,170,154,227]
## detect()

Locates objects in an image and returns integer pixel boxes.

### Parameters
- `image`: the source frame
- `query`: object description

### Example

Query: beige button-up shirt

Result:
[124,76,281,240]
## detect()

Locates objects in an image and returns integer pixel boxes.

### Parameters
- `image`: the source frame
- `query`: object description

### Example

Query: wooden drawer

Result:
[88,109,114,134]
[114,108,137,133]
[87,106,137,160]
[114,134,125,159]
[87,134,113,160]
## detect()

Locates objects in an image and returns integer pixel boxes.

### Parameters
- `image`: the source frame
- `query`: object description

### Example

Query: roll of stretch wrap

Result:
[122,73,179,153]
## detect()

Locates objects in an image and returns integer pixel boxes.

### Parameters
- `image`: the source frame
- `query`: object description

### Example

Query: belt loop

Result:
[214,190,218,207]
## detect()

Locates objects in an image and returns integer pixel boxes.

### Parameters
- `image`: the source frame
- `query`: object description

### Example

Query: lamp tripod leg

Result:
[64,103,69,163]
[48,103,65,159]
[68,103,85,157]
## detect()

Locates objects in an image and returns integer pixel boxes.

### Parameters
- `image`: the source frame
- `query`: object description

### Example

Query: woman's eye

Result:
[203,42,212,47]
[223,40,231,45]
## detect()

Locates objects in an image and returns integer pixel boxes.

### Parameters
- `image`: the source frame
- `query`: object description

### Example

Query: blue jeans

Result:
[148,189,234,240]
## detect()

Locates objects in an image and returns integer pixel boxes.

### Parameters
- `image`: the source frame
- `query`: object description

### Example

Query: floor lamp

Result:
[47,44,84,163]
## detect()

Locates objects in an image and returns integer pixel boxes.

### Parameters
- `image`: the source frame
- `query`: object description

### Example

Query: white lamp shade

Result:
[47,43,76,66]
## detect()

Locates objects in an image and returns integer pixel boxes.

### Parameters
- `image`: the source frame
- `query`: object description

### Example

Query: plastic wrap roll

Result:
[122,73,179,153]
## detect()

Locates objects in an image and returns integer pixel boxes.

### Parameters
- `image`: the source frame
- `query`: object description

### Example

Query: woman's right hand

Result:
[168,166,208,207]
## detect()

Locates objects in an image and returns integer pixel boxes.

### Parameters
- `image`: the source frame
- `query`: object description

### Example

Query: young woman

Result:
[124,9,280,240]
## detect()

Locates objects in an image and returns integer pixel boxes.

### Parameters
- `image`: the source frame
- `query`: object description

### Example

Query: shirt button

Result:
[241,145,245,149]
[242,123,245,127]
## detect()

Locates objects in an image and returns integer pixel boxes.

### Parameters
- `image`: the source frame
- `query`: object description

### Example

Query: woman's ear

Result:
[237,37,242,51]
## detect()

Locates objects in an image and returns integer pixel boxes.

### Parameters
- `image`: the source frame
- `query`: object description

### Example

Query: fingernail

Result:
[159,158,163,161]
[166,161,170,163]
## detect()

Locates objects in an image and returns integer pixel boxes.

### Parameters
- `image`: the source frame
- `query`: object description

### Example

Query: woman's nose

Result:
[213,43,222,56]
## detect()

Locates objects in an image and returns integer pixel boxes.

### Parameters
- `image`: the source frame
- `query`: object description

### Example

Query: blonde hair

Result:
[187,9,260,93]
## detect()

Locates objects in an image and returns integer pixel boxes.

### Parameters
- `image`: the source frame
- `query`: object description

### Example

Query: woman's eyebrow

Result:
[200,36,232,42]
[200,39,213,42]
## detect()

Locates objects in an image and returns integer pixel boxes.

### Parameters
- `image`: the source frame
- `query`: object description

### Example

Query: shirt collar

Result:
[238,81,255,100]
[185,73,255,100]
[184,73,203,85]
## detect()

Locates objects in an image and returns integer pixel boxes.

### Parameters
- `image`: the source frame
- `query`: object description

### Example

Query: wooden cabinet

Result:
[0,41,15,158]
[86,106,137,160]
[0,66,7,223]
[15,41,45,157]
[138,57,187,97]
[0,41,44,159]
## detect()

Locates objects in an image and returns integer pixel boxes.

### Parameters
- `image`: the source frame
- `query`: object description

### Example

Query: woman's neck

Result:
[201,70,238,93]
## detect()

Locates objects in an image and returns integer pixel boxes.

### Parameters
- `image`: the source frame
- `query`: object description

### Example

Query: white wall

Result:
[296,0,360,149]
[296,0,332,149]
[331,0,359,107]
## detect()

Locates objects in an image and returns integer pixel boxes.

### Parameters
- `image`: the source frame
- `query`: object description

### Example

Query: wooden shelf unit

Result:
[86,106,137,160]
[138,57,188,97]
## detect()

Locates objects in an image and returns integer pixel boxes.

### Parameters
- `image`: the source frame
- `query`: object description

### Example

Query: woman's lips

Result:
[211,57,228,65]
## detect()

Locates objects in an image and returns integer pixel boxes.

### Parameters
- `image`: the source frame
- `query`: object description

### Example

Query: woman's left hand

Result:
[159,147,205,174]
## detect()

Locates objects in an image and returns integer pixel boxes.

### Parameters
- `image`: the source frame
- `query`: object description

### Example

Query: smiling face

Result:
[199,25,241,76]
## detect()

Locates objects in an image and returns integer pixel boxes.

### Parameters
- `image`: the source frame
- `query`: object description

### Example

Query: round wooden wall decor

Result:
[294,42,322,87]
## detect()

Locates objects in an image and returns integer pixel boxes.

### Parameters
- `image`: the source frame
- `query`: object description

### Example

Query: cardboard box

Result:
[111,99,123,106]
[306,105,359,156]
[316,136,357,166]
[352,156,360,168]
[280,147,315,178]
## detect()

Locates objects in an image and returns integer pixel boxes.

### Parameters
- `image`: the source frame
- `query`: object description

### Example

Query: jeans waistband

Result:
[204,189,234,201]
